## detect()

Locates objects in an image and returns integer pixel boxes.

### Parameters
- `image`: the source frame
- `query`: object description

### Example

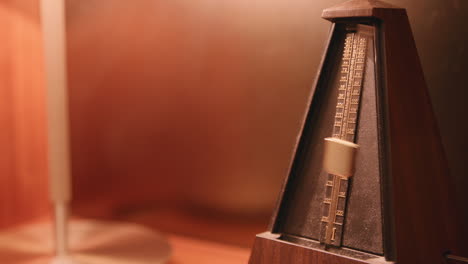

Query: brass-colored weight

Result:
[323,137,358,178]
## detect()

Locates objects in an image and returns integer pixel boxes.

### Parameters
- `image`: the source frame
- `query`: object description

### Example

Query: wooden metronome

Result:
[249,0,463,263]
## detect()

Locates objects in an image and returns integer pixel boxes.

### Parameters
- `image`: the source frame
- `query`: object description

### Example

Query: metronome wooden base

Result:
[0,219,171,264]
[249,232,390,264]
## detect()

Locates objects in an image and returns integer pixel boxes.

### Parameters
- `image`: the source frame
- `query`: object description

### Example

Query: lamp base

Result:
[0,219,171,264]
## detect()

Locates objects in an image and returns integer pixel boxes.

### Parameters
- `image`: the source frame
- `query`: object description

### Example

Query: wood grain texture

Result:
[249,232,378,264]
[378,8,463,263]
[0,0,49,228]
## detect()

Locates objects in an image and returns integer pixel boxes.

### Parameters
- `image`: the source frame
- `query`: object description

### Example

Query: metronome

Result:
[249,0,463,263]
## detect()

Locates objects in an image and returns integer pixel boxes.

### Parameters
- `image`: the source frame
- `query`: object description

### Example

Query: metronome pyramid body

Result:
[249,0,462,263]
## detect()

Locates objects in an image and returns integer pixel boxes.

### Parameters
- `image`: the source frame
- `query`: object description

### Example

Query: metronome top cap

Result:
[322,0,403,21]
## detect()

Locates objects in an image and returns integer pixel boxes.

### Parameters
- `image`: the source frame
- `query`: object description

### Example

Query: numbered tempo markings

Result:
[319,30,367,247]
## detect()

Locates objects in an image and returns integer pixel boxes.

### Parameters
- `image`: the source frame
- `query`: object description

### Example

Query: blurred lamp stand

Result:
[0,1,171,263]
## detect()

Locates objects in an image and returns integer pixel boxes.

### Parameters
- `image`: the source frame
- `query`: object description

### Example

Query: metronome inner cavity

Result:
[319,28,368,247]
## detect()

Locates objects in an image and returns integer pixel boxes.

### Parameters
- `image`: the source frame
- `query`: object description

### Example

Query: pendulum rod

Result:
[319,27,368,247]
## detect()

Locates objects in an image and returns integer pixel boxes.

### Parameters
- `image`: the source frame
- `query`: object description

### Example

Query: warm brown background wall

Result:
[65,0,468,225]
[1,0,467,238]
[66,0,326,214]
[0,0,49,228]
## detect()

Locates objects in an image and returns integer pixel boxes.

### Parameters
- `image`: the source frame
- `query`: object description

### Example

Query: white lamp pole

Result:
[34,2,171,263]
[40,0,71,259]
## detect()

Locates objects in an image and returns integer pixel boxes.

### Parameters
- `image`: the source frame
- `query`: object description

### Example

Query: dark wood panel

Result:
[249,232,373,264]
[378,9,463,262]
